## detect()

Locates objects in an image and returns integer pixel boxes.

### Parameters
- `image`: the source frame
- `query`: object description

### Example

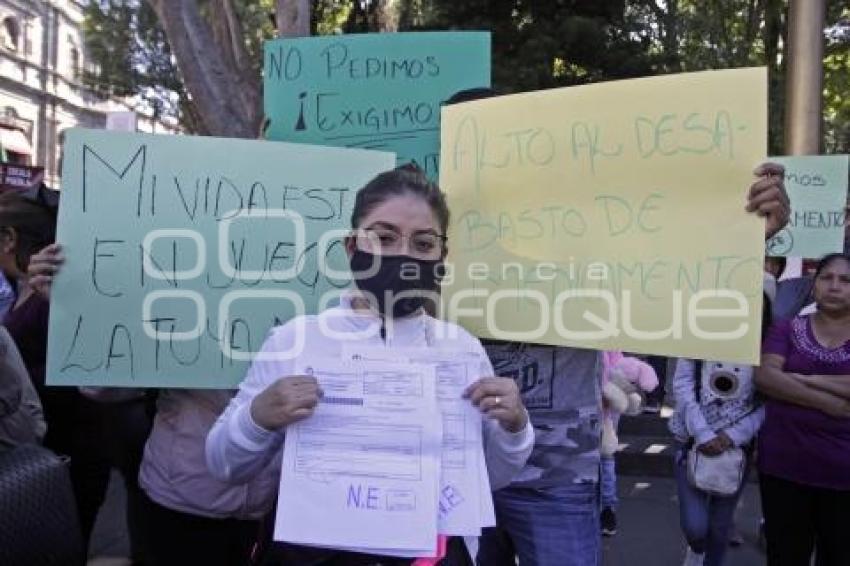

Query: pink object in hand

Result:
[614,356,659,392]
[411,535,448,565]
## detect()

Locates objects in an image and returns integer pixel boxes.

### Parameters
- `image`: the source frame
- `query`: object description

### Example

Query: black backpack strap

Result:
[693,359,703,403]
[686,359,704,449]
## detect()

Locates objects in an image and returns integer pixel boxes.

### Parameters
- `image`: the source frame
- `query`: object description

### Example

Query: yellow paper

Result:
[439,68,767,364]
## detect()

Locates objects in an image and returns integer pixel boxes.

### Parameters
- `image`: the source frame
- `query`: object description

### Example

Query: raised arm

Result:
[748,162,790,240]
[27,243,63,300]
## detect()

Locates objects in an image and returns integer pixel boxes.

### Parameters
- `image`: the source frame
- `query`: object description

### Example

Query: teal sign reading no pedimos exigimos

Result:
[263,32,491,180]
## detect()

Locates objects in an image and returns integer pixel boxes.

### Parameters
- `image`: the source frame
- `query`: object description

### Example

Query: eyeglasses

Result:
[357,227,447,259]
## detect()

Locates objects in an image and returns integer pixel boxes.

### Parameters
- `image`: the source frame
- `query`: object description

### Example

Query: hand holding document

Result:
[274,348,499,557]
[347,347,496,537]
[275,359,443,554]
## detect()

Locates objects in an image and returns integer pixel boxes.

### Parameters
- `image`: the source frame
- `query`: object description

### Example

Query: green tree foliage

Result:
[83,0,849,152]
[631,0,788,153]
[84,0,278,134]
[402,1,656,92]
[312,1,353,35]
[83,0,180,117]
[83,0,377,133]
[824,5,850,153]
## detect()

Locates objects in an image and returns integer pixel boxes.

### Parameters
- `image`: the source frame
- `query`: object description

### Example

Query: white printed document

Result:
[343,346,496,536]
[274,358,443,554]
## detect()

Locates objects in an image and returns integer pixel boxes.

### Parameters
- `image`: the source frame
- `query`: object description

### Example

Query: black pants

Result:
[41,389,111,554]
[760,473,850,566]
[255,537,472,565]
[644,355,668,405]
[254,497,470,566]
[255,522,471,565]
[256,545,412,566]
[46,393,154,561]
[140,491,260,566]
[101,397,155,563]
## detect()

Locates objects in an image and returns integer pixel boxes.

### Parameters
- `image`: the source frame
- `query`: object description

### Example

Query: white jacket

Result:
[206,294,534,491]
[668,359,764,447]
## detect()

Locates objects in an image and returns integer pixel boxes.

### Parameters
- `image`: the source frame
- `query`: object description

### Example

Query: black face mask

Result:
[349,249,443,318]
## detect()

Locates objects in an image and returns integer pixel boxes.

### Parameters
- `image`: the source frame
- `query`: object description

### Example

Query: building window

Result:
[70,46,80,78]
[3,16,20,50]
[67,34,81,79]
[23,22,31,56]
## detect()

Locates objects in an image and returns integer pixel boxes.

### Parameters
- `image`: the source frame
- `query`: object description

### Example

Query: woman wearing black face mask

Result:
[344,167,449,321]
[207,165,533,565]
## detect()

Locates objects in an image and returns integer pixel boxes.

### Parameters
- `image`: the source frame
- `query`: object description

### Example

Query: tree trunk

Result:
[276,0,310,37]
[648,0,681,72]
[178,91,208,136]
[209,0,261,129]
[210,0,253,73]
[375,0,399,32]
[146,0,260,138]
[764,0,787,153]
[663,0,681,72]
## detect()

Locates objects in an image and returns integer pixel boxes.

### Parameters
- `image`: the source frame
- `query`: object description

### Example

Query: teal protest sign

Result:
[766,155,849,258]
[263,32,490,180]
[47,129,395,388]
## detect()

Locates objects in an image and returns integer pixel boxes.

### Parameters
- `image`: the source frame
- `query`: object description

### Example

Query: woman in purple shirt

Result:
[756,252,850,566]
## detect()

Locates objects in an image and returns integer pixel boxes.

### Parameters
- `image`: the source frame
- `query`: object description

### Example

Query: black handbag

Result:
[0,444,85,565]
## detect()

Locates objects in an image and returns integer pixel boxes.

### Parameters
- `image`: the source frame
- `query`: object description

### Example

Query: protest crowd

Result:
[0,13,849,566]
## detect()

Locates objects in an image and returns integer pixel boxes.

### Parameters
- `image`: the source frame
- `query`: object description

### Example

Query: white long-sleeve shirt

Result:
[668,358,764,447]
[206,294,534,492]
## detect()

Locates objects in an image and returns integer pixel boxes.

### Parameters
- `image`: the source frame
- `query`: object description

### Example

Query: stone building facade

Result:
[0,0,177,186]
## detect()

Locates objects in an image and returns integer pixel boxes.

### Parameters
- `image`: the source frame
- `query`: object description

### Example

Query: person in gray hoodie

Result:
[0,325,45,449]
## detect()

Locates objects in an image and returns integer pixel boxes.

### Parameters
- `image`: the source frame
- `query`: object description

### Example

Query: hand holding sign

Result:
[763,155,849,258]
[47,129,395,388]
[441,68,769,363]
[27,242,63,299]
[747,162,790,240]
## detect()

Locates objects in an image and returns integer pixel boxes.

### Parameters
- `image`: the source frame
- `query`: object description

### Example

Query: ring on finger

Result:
[494,397,502,407]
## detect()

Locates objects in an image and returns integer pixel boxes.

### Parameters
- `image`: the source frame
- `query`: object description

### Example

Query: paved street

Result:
[602,476,764,566]
[89,472,767,566]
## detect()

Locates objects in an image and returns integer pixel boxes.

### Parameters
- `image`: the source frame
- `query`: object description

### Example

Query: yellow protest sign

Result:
[439,68,767,364]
